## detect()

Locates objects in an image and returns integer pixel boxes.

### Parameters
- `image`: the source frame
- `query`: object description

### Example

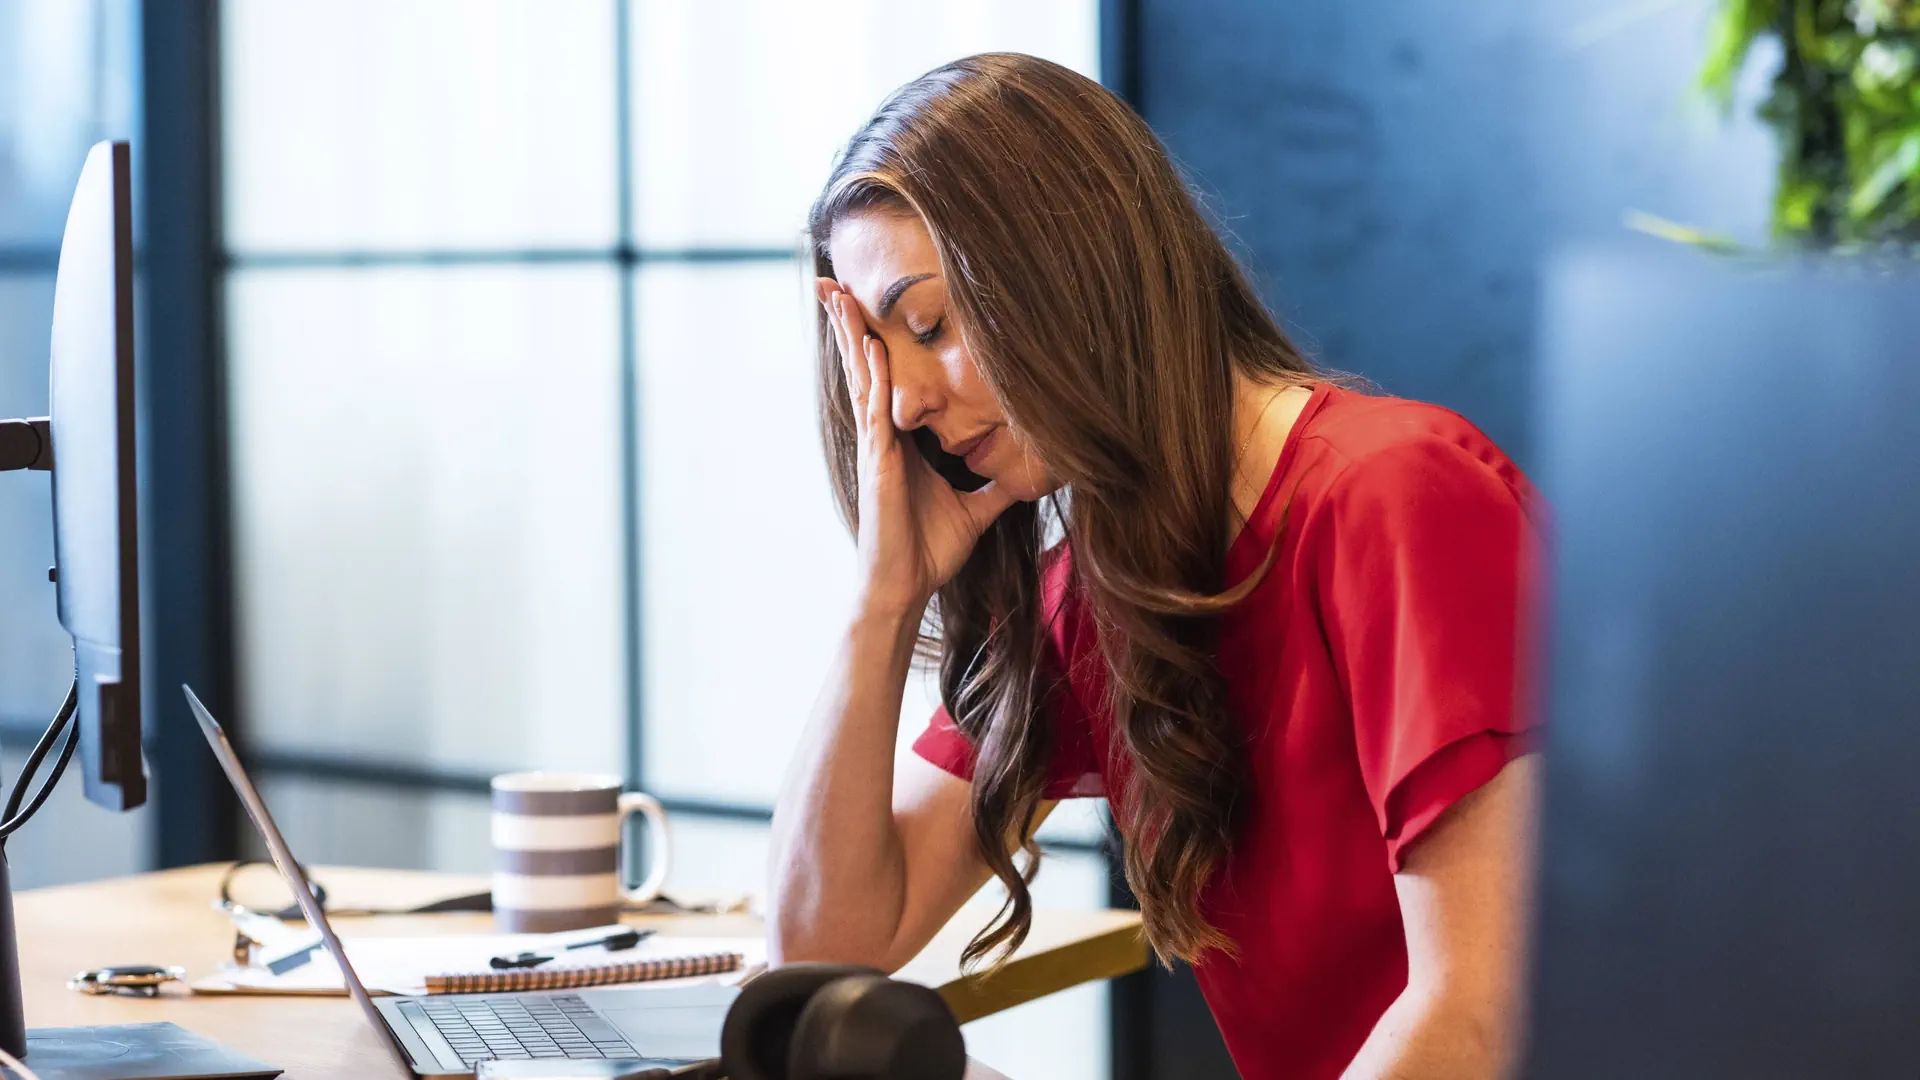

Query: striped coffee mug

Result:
[490,771,671,933]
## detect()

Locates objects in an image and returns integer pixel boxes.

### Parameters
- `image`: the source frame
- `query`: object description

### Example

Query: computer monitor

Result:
[1524,250,1920,1077]
[0,140,145,812]
[48,139,146,812]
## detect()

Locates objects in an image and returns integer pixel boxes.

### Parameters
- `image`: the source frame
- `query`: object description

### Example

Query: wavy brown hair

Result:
[808,54,1316,966]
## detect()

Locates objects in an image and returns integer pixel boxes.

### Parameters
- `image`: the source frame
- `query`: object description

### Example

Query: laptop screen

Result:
[183,684,414,1077]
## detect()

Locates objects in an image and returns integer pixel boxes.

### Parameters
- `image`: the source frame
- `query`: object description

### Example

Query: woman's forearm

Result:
[1340,983,1510,1080]
[768,599,925,965]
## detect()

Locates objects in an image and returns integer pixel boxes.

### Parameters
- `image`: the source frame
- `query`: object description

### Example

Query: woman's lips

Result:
[944,429,989,457]
[960,428,998,471]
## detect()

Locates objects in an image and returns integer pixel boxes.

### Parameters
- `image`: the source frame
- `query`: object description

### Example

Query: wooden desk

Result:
[15,864,1146,1078]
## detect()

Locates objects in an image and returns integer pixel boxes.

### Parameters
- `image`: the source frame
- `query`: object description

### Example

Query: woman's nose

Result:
[888,354,939,431]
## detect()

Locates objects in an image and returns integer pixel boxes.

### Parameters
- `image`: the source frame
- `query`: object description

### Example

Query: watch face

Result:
[101,965,170,980]
[71,965,176,996]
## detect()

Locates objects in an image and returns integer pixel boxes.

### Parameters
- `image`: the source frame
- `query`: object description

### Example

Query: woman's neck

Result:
[1228,374,1316,543]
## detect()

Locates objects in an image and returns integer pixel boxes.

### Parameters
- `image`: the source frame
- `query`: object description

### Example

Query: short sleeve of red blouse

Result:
[911,691,1105,801]
[1313,433,1542,871]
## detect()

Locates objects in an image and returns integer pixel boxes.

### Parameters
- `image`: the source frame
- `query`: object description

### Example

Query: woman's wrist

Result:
[850,592,928,653]
[853,577,929,622]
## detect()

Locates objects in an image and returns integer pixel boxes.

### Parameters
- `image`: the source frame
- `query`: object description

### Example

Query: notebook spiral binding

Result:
[425,950,745,995]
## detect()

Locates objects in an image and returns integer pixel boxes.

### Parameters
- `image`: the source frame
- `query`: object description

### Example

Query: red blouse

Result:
[913,384,1542,1079]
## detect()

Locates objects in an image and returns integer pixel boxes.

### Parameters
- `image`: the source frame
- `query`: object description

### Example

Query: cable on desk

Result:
[218,860,496,920]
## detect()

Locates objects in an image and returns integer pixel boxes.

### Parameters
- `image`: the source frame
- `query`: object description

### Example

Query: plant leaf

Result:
[1622,209,1751,252]
[1777,175,1823,235]
[1700,0,1780,107]
[1849,129,1920,219]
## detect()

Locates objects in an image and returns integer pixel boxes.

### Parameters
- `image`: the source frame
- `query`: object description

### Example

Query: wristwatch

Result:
[68,964,187,997]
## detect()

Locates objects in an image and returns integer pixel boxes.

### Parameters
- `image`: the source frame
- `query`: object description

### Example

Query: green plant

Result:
[1703,0,1920,246]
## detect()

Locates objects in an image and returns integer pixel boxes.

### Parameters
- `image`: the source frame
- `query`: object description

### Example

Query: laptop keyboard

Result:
[418,993,639,1066]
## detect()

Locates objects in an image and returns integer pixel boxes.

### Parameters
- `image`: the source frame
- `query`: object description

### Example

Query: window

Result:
[221,0,630,815]
[219,4,1110,1077]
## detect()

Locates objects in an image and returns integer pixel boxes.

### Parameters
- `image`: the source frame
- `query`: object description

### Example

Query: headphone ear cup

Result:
[786,974,966,1080]
[719,963,883,1080]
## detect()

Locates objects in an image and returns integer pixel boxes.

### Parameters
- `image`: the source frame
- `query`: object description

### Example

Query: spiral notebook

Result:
[424,948,743,994]
[192,930,763,998]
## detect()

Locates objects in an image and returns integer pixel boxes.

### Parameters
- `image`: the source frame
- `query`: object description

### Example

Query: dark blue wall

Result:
[1139,0,1774,468]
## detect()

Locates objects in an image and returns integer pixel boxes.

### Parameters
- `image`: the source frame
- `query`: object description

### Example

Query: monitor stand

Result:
[0,770,281,1079]
[20,1024,279,1080]
[0,850,280,1080]
[0,850,24,1057]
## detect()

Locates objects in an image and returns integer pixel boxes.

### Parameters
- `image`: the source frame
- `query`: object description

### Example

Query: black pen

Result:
[489,928,655,970]
[564,928,653,953]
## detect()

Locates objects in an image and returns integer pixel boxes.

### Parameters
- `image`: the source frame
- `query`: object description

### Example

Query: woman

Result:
[769,53,1540,1080]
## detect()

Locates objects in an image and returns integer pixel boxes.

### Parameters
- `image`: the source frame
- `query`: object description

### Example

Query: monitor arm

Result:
[0,418,52,472]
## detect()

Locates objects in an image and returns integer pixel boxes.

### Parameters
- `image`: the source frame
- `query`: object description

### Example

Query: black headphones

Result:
[638,964,967,1080]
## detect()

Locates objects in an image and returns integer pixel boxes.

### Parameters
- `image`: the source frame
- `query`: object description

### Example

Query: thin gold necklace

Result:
[1235,385,1291,474]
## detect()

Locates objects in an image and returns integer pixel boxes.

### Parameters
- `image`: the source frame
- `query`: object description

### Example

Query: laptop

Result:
[184,685,737,1078]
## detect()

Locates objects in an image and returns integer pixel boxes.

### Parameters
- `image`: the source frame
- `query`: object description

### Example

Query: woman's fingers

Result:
[822,286,898,458]
[838,296,872,403]
[824,291,867,422]
[833,314,864,417]
[835,287,871,339]
[862,332,893,441]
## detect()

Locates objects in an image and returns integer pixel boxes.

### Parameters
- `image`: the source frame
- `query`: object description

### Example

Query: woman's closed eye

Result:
[909,317,944,347]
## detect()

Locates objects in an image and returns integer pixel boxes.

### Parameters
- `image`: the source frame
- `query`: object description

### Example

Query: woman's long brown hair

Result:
[808,54,1316,966]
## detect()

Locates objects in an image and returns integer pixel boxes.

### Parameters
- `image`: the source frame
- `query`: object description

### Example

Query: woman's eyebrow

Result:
[877,273,937,319]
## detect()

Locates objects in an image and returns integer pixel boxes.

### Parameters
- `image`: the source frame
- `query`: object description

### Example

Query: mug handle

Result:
[618,791,672,907]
